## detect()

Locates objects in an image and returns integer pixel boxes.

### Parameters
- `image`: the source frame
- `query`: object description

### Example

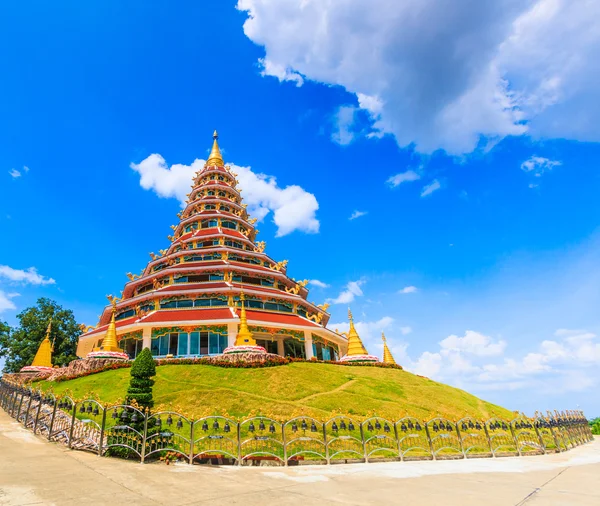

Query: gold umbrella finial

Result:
[345,307,368,356]
[235,290,256,346]
[206,130,224,167]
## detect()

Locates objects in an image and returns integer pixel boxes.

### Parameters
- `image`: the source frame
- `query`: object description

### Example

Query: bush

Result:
[126,348,156,410]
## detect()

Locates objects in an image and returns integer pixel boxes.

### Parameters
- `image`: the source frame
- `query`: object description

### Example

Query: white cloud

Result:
[420,180,441,197]
[331,105,359,146]
[520,156,561,177]
[131,154,320,237]
[387,170,421,188]
[309,279,330,289]
[0,291,19,313]
[8,169,21,178]
[404,328,600,394]
[399,286,418,294]
[22,165,29,173]
[328,279,365,305]
[238,0,600,154]
[440,330,507,357]
[349,210,367,220]
[0,265,55,285]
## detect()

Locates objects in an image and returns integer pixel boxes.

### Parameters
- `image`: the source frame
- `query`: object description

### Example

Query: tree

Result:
[0,298,81,373]
[126,348,156,410]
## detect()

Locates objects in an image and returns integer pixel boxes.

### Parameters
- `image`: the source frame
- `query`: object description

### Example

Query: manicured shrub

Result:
[126,348,156,410]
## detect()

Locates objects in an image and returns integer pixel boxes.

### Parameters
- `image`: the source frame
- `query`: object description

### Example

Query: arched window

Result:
[201,219,218,229]
[221,220,237,230]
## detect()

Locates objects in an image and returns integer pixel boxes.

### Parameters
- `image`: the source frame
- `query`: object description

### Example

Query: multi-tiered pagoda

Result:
[77,132,347,361]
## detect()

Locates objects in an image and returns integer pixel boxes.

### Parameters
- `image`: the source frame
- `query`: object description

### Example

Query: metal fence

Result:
[0,379,593,466]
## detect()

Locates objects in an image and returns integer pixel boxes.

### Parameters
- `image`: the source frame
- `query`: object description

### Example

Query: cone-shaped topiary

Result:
[126,347,156,410]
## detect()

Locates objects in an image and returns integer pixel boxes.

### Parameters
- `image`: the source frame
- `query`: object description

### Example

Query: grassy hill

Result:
[38,362,513,421]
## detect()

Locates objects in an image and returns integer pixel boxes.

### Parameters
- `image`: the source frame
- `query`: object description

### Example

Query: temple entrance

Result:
[284,339,305,358]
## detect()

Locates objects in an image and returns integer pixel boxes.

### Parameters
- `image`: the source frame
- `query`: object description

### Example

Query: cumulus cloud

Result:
[309,279,330,289]
[349,210,367,220]
[520,156,561,177]
[405,328,600,394]
[399,286,418,294]
[331,316,395,346]
[238,0,600,154]
[420,180,441,197]
[0,266,55,285]
[131,154,320,237]
[0,291,19,313]
[8,169,21,178]
[387,170,421,188]
[328,279,365,305]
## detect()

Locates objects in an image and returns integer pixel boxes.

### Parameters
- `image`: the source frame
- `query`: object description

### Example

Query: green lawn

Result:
[37,362,513,421]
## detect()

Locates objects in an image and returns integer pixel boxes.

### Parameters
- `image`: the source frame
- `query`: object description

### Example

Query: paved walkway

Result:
[0,410,598,505]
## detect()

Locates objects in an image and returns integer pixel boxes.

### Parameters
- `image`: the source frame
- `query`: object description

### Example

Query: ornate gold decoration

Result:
[126,272,140,281]
[307,312,324,324]
[382,332,397,365]
[270,260,288,272]
[170,224,177,231]
[219,237,225,246]
[167,235,174,241]
[235,291,256,346]
[248,217,257,225]
[223,271,233,283]
[106,294,121,306]
[152,278,164,290]
[254,241,266,253]
[159,249,168,256]
[285,279,308,295]
[30,320,54,368]
[205,130,224,167]
[79,323,95,333]
[149,252,159,260]
[317,303,330,312]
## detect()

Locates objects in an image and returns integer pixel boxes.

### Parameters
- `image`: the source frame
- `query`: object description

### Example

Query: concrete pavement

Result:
[1,409,598,505]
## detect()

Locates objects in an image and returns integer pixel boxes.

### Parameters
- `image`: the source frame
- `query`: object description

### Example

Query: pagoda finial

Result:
[235,291,256,346]
[382,332,397,365]
[205,129,224,167]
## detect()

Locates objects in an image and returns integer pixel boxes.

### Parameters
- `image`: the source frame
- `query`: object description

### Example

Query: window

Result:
[189,332,200,355]
[201,219,218,229]
[116,309,135,320]
[221,220,237,230]
[284,339,306,358]
[178,333,188,356]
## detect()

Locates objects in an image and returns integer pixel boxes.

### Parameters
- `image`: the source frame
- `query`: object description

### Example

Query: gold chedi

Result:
[86,300,129,360]
[235,292,256,346]
[223,291,267,355]
[339,309,378,363]
[382,332,397,365]
[21,320,54,372]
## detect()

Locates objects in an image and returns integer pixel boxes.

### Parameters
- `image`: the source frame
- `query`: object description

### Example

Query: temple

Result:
[76,132,351,361]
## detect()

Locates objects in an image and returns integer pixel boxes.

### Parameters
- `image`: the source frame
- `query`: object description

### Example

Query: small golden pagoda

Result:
[86,299,129,360]
[21,320,54,372]
[225,292,267,354]
[382,332,397,365]
[339,309,378,363]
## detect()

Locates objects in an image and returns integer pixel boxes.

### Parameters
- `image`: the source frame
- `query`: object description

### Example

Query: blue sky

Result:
[1,0,600,416]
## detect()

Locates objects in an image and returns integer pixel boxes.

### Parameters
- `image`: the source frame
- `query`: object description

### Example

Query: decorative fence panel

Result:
[192,416,239,463]
[486,418,518,457]
[457,417,491,457]
[102,405,146,460]
[0,379,593,468]
[240,416,284,463]
[511,417,544,456]
[396,417,432,460]
[325,416,365,463]
[283,417,326,464]
[361,417,399,461]
[426,418,464,459]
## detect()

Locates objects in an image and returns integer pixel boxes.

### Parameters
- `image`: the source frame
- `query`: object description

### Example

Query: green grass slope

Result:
[38,363,513,421]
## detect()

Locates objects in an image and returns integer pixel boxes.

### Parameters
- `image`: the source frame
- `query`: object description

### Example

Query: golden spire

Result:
[30,320,53,368]
[205,130,224,167]
[382,332,396,365]
[235,291,256,346]
[99,303,121,352]
[345,308,369,356]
